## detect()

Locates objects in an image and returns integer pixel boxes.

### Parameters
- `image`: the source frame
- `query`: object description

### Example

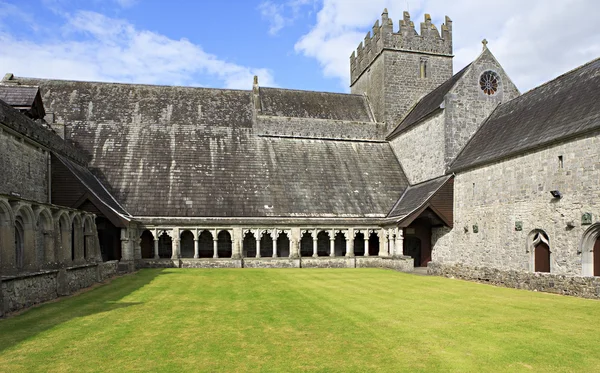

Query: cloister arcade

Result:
[137,227,404,260]
[0,196,101,275]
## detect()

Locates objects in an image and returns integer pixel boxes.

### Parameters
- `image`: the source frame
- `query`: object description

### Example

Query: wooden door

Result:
[594,238,600,277]
[535,242,550,273]
[403,237,422,267]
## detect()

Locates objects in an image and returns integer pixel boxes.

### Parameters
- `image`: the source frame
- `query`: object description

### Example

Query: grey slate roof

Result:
[0,86,39,107]
[449,58,600,172]
[259,87,373,121]
[54,153,130,218]
[387,175,451,219]
[387,64,471,140]
[18,77,408,218]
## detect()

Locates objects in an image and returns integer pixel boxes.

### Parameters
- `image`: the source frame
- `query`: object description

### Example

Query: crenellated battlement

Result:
[350,9,452,84]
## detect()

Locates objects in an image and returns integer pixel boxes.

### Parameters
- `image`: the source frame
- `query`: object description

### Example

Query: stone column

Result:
[388,229,396,257]
[256,232,261,258]
[329,234,335,257]
[232,228,242,259]
[154,238,159,259]
[120,228,134,261]
[381,229,389,257]
[312,230,318,257]
[193,238,199,258]
[395,228,403,257]
[213,238,218,258]
[346,229,354,257]
[272,236,278,258]
[291,228,300,258]
[171,230,180,260]
[364,233,370,257]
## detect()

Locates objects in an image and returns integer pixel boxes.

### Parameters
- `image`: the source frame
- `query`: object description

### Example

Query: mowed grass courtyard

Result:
[1,269,599,372]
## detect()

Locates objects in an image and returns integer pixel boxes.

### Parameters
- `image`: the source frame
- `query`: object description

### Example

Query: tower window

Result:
[420,58,428,78]
[558,155,564,169]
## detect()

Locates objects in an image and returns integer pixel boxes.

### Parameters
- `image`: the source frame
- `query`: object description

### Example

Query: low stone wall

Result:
[301,257,356,268]
[244,258,300,268]
[428,262,600,299]
[138,259,181,268]
[181,259,243,269]
[356,256,414,272]
[1,261,122,317]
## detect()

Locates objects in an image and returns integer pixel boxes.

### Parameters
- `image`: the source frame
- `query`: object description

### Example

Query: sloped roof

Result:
[387,175,452,224]
[450,58,600,172]
[18,77,408,218]
[53,153,130,219]
[259,87,373,122]
[0,86,39,107]
[387,64,471,139]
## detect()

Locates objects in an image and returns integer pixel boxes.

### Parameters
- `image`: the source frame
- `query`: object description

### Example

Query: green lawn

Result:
[1,269,599,372]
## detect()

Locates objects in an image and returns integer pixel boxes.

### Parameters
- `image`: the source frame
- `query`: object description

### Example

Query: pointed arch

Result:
[581,223,600,276]
[528,230,550,273]
[37,208,54,266]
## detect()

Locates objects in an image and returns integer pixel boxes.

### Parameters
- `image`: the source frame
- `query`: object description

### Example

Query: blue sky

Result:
[1,0,599,93]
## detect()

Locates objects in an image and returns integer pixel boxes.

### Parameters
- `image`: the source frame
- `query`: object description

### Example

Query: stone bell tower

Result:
[350,9,454,132]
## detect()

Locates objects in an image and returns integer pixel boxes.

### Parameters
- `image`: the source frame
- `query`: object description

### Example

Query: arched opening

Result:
[217,230,232,258]
[0,201,13,271]
[180,230,195,258]
[198,230,213,258]
[317,231,330,257]
[140,230,154,259]
[300,231,313,257]
[354,232,365,256]
[96,216,121,261]
[277,232,290,257]
[369,232,380,256]
[334,232,346,256]
[83,217,94,260]
[37,210,54,267]
[532,231,551,273]
[243,231,256,258]
[404,237,422,267]
[14,217,24,269]
[581,224,600,276]
[260,232,273,257]
[57,213,71,263]
[71,215,83,262]
[158,232,172,258]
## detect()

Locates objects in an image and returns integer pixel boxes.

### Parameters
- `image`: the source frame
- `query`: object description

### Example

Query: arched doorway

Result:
[531,231,551,273]
[404,237,422,267]
[217,230,232,258]
[277,232,290,257]
[140,230,154,259]
[368,232,379,256]
[243,231,256,258]
[300,231,313,257]
[198,230,213,258]
[594,238,600,277]
[180,230,195,258]
[334,232,346,257]
[354,232,365,256]
[158,232,172,258]
[581,224,600,276]
[317,231,330,257]
[260,232,273,257]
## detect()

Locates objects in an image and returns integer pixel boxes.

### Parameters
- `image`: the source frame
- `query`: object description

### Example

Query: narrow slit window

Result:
[558,155,564,169]
[420,59,428,78]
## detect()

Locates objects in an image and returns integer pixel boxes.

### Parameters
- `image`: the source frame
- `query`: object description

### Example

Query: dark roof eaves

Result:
[385,174,452,221]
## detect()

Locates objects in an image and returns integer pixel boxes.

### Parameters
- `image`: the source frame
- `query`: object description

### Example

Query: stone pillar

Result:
[232,228,243,259]
[120,228,134,261]
[194,238,199,259]
[346,228,354,257]
[389,229,396,257]
[256,233,261,258]
[171,230,180,259]
[291,228,300,258]
[364,234,370,257]
[213,239,218,258]
[272,236,278,258]
[154,238,159,259]
[380,228,389,257]
[395,228,404,257]
[312,231,318,257]
[329,235,335,257]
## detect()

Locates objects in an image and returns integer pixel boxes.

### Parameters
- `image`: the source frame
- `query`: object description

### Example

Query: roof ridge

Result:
[260,86,365,97]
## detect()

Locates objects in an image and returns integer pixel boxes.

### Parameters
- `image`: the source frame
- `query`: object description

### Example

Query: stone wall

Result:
[0,129,48,203]
[433,130,600,275]
[244,258,300,268]
[180,258,243,269]
[428,262,600,299]
[1,261,120,316]
[390,111,445,184]
[356,256,413,272]
[443,49,520,167]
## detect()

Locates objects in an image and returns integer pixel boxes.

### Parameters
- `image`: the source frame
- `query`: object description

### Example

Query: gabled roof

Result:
[449,57,600,173]
[53,153,131,223]
[259,87,373,122]
[387,64,471,140]
[0,86,38,106]
[386,175,453,227]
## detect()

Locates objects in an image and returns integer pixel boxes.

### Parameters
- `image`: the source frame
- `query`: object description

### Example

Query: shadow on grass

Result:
[0,268,169,354]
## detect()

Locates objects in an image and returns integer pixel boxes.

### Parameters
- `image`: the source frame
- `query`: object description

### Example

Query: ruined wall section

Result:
[432,130,600,275]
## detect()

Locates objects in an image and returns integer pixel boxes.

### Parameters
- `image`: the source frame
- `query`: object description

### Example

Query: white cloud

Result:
[295,0,600,92]
[259,0,315,35]
[0,10,275,89]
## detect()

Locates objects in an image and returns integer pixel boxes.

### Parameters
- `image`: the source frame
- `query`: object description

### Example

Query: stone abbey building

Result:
[1,9,599,314]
